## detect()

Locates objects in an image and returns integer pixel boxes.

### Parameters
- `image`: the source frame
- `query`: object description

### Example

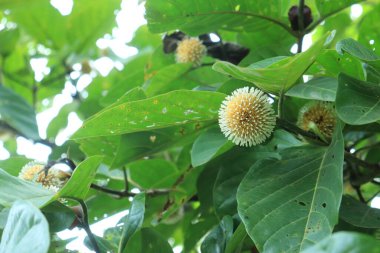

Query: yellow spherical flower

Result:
[298,101,336,139]
[175,37,206,66]
[218,87,276,147]
[18,161,70,192]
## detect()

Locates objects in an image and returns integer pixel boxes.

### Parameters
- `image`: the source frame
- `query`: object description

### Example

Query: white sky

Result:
[0,2,378,252]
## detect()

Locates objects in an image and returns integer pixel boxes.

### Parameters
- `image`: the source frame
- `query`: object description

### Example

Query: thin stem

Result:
[67,198,100,253]
[277,91,285,119]
[353,186,366,203]
[276,118,328,145]
[122,167,128,192]
[297,0,305,53]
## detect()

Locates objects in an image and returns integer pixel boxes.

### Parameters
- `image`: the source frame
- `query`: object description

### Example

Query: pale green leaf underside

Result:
[213,32,334,94]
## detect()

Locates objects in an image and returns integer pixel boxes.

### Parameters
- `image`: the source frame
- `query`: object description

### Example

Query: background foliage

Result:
[0,0,380,252]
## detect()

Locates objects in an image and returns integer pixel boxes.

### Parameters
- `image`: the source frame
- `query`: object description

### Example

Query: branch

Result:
[90,183,171,198]
[67,198,100,253]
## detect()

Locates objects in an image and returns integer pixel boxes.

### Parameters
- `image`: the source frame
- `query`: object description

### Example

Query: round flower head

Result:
[218,87,276,147]
[18,161,71,192]
[175,37,206,66]
[298,101,336,139]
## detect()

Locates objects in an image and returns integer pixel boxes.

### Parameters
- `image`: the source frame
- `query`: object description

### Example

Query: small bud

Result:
[288,5,313,31]
[297,102,336,139]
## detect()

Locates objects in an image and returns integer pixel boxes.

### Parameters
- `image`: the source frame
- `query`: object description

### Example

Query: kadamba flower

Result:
[298,101,336,139]
[18,161,72,192]
[218,87,276,147]
[175,37,207,66]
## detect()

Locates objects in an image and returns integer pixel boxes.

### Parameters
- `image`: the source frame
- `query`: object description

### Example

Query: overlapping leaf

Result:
[237,121,344,252]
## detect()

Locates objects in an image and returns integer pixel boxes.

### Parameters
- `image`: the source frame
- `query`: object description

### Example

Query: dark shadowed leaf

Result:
[340,195,380,229]
[336,73,380,125]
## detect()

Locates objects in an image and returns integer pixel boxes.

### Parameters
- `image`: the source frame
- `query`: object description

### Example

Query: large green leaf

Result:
[201,216,233,253]
[56,156,103,199]
[0,85,39,140]
[0,200,50,253]
[9,0,119,53]
[302,232,380,253]
[146,0,295,35]
[213,32,334,94]
[119,193,145,253]
[237,121,344,252]
[72,90,225,139]
[336,73,380,125]
[0,169,54,208]
[286,77,337,102]
[339,195,380,229]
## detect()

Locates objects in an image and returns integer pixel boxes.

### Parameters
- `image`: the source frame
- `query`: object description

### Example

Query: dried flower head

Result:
[218,87,276,147]
[175,37,206,66]
[298,101,336,139]
[18,161,71,192]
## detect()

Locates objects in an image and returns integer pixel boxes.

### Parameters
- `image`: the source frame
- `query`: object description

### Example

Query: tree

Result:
[0,0,380,252]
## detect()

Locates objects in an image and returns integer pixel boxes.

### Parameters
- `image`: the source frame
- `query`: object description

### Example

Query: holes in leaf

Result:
[322,203,327,208]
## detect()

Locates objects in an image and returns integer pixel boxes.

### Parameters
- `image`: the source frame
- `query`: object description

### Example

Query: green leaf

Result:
[41,201,76,233]
[286,77,337,102]
[128,159,178,189]
[225,223,247,253]
[314,0,363,23]
[0,156,31,176]
[123,228,173,253]
[213,32,334,94]
[201,216,233,253]
[336,73,380,125]
[119,193,145,253]
[72,90,226,139]
[55,156,103,199]
[336,38,380,70]
[84,234,117,253]
[9,0,120,54]
[146,0,294,35]
[302,232,380,253]
[144,63,193,96]
[191,126,233,167]
[237,121,344,252]
[340,195,380,229]
[0,200,50,253]
[0,28,19,56]
[0,169,54,208]
[0,85,39,140]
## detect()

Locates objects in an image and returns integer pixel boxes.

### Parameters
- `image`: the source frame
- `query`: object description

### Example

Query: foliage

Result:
[0,0,380,252]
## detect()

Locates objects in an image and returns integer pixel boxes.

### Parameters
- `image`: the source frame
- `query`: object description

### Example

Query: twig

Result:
[90,183,171,198]
[276,117,328,145]
[353,185,366,203]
